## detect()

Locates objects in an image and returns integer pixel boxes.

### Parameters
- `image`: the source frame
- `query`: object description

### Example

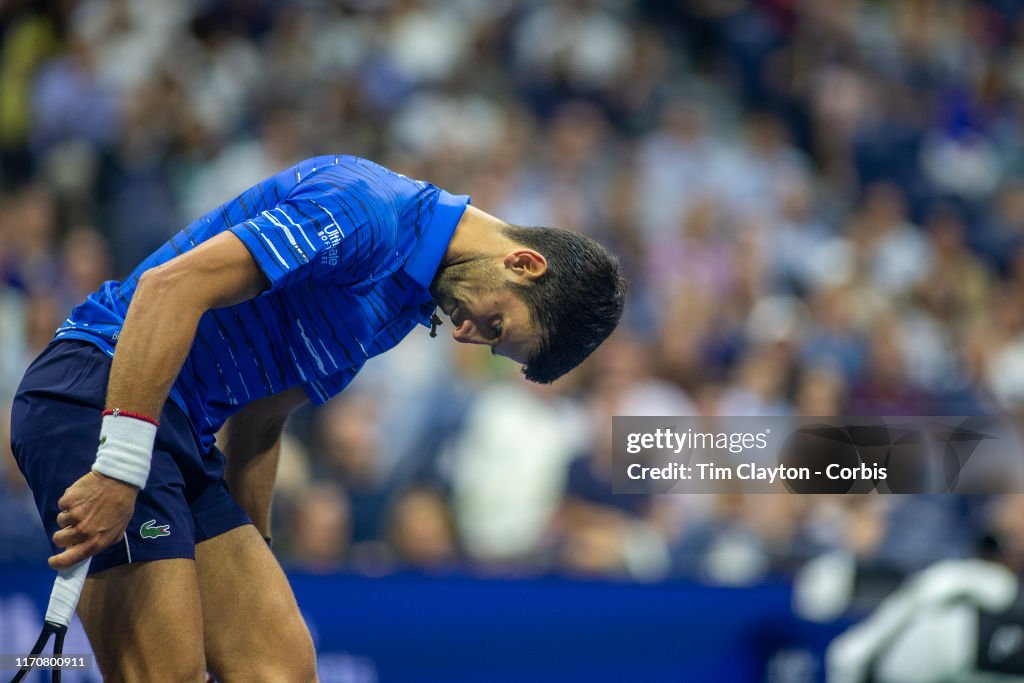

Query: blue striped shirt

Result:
[54,155,469,451]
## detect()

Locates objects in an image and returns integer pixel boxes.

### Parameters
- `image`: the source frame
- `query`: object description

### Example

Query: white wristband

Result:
[92,412,158,489]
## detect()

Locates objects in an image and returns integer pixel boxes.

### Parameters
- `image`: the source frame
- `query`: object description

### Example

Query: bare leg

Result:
[78,558,206,682]
[195,525,317,682]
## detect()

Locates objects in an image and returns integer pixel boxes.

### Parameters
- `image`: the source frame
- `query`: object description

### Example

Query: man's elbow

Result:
[138,262,181,291]
[136,263,210,314]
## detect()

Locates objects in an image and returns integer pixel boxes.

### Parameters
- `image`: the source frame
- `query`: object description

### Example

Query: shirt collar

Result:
[402,189,470,291]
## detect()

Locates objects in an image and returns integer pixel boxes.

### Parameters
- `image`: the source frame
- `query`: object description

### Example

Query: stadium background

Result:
[2,0,1024,680]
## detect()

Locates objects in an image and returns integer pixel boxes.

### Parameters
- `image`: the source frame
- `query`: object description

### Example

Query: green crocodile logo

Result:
[140,519,171,539]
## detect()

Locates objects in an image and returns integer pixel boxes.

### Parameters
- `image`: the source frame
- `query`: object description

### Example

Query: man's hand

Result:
[50,471,138,570]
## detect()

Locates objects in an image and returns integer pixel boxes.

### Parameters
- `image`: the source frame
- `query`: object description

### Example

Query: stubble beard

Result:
[430,257,505,309]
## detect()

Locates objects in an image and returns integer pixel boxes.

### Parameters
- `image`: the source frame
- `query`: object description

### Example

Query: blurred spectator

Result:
[0,0,66,185]
[446,379,587,569]
[635,101,720,242]
[0,287,28,404]
[672,493,808,585]
[2,184,60,293]
[30,38,119,158]
[556,385,671,581]
[849,182,931,296]
[512,0,633,115]
[385,485,460,573]
[983,495,1024,572]
[718,343,794,415]
[312,392,392,548]
[793,366,848,416]
[287,483,350,573]
[847,318,933,415]
[978,179,1024,274]
[58,226,112,309]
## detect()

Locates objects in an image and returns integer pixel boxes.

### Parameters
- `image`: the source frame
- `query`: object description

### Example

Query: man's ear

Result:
[503,249,547,281]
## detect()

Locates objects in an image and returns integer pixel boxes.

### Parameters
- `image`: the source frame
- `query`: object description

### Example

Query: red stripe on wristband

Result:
[102,408,160,428]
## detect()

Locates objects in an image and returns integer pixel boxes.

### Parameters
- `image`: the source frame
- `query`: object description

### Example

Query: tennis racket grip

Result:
[44,560,91,628]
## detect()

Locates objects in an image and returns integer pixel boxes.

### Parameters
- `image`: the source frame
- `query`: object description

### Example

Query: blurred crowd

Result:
[3,0,1024,590]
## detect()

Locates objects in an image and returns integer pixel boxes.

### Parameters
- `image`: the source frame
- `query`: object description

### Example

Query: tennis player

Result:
[9,155,625,681]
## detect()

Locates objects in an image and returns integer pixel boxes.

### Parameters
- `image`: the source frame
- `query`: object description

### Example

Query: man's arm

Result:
[107,232,269,418]
[51,232,268,569]
[220,387,308,539]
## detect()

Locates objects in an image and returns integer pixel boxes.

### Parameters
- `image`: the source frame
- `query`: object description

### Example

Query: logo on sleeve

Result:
[140,519,171,539]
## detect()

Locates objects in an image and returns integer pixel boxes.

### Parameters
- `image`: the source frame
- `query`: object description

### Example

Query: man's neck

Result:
[441,205,516,266]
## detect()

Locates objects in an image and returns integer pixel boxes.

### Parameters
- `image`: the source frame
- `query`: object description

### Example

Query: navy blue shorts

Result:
[9,340,251,575]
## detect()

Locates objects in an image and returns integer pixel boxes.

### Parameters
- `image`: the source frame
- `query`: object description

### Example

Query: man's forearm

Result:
[105,269,206,418]
[219,387,306,537]
[89,268,209,490]
[222,421,285,538]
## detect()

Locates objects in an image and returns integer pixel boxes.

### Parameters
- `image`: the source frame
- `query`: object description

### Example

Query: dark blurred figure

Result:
[58,226,112,309]
[555,378,671,581]
[287,482,350,573]
[385,485,460,573]
[847,318,933,415]
[312,392,393,550]
[0,0,69,186]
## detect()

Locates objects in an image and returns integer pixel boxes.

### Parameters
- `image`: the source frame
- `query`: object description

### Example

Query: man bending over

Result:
[10,155,625,681]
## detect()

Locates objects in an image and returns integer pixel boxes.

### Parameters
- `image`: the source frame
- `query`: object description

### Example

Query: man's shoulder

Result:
[294,155,434,193]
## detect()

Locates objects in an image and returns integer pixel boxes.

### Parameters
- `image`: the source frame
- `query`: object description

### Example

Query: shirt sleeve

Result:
[229,180,397,291]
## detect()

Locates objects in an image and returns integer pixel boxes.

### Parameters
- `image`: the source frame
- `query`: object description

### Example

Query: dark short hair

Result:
[503,225,626,383]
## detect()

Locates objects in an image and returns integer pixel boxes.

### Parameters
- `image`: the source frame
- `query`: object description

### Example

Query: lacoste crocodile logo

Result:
[140,519,170,539]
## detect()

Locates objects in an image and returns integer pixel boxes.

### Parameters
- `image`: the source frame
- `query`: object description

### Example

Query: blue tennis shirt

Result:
[54,155,470,451]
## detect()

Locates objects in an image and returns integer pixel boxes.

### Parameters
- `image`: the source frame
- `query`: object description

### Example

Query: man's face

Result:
[430,256,542,365]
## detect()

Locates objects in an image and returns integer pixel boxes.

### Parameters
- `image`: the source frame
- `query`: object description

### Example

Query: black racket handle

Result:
[8,557,86,683]
[9,621,65,683]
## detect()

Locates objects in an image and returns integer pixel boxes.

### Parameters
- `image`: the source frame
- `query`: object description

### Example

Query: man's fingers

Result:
[48,543,95,570]
[48,471,138,569]
[52,525,88,549]
[57,488,77,511]
[48,529,119,569]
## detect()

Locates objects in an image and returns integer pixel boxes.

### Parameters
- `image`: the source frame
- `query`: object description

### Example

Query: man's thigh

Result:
[78,558,206,682]
[195,525,317,683]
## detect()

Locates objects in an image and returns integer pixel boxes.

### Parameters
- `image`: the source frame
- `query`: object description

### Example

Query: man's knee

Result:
[99,654,206,683]
[162,657,208,683]
[196,526,318,681]
[272,622,318,682]
[214,625,317,683]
